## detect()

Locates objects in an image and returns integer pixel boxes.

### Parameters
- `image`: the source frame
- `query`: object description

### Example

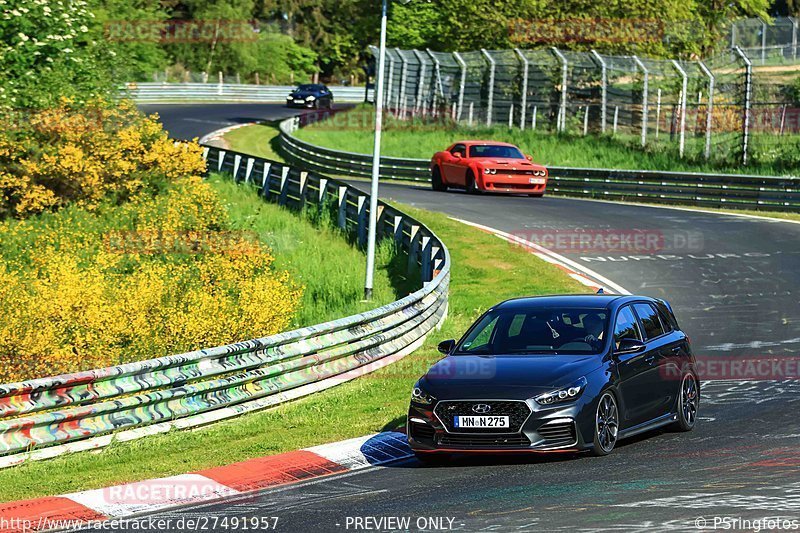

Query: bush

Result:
[0,178,302,383]
[0,99,206,218]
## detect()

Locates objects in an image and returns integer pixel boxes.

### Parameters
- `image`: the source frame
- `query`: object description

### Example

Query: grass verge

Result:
[0,203,583,502]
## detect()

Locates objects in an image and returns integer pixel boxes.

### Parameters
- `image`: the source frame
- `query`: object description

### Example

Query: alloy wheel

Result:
[596,392,619,453]
[681,374,699,427]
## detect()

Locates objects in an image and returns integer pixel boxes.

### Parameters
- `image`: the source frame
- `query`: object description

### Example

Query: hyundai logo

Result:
[472,403,491,414]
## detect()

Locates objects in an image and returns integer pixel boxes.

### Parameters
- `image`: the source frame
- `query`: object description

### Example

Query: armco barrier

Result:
[127,82,372,103]
[0,146,449,465]
[278,116,800,212]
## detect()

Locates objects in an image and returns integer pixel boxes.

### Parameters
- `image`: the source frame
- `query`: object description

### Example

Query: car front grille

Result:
[438,433,531,448]
[537,420,577,447]
[434,401,531,433]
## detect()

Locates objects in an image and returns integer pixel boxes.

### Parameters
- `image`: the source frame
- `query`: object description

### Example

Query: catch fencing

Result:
[279,115,800,212]
[126,82,372,103]
[0,145,449,466]
[370,44,800,168]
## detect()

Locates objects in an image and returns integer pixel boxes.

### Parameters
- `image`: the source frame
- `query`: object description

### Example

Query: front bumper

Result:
[479,174,548,194]
[408,398,591,454]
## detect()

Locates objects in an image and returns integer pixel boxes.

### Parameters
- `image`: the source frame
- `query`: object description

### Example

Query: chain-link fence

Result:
[371,44,800,169]
[730,17,799,65]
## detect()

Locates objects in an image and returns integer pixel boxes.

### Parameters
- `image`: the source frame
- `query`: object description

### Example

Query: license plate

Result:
[294,99,304,104]
[529,177,546,184]
[454,416,509,429]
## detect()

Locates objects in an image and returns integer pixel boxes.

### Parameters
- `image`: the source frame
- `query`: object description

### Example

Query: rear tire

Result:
[670,373,699,432]
[431,167,447,191]
[465,171,480,194]
[414,452,450,466]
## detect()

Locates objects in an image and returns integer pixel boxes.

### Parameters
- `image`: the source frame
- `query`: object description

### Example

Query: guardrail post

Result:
[550,48,568,132]
[244,157,254,184]
[397,48,408,117]
[481,49,496,126]
[697,61,715,160]
[317,177,328,212]
[514,48,529,130]
[337,186,348,229]
[421,235,432,283]
[218,71,223,95]
[279,166,291,205]
[590,50,607,133]
[413,49,426,113]
[357,196,367,248]
[407,224,420,275]
[671,60,688,158]
[261,162,272,198]
[202,146,210,161]
[217,150,227,172]
[734,46,752,165]
[632,56,649,147]
[453,52,467,121]
[393,215,403,244]
[299,171,308,206]
[233,154,242,181]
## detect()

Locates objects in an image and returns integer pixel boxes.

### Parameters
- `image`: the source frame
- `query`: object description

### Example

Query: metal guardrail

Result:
[0,146,449,463]
[126,82,373,103]
[278,116,800,212]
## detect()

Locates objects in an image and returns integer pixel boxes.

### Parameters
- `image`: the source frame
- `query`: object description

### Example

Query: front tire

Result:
[431,167,447,191]
[671,373,699,432]
[465,171,480,194]
[592,392,619,456]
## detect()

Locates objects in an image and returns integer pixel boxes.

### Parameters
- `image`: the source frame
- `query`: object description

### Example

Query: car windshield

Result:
[469,145,525,159]
[455,307,609,355]
[297,84,321,91]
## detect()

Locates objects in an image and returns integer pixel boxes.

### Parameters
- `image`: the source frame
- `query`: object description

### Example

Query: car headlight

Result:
[411,385,436,405]
[483,168,491,174]
[535,377,587,406]
[490,168,497,175]
[305,95,316,101]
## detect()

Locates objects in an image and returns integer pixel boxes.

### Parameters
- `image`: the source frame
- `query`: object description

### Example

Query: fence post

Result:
[453,52,467,122]
[481,49,496,126]
[583,106,589,135]
[532,106,537,130]
[613,106,619,135]
[761,17,767,65]
[427,49,443,113]
[632,56,648,147]
[385,53,395,112]
[671,60,688,158]
[590,50,607,133]
[508,104,514,128]
[412,50,426,113]
[396,48,408,117]
[734,46,752,166]
[655,89,662,139]
[551,48,568,133]
[514,48,529,130]
[468,102,474,126]
[217,71,223,95]
[697,61,715,160]
[791,17,798,61]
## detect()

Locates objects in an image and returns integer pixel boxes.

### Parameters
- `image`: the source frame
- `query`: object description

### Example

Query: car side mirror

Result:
[615,338,646,355]
[452,152,462,159]
[526,154,533,161]
[438,339,456,355]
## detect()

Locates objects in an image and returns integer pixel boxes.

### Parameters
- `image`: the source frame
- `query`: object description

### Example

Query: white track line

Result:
[449,217,631,295]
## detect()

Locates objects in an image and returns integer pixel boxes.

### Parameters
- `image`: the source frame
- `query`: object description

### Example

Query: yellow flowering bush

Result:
[0,178,303,383]
[0,99,206,218]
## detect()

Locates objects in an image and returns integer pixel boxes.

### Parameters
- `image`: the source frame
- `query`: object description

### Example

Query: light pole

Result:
[363,0,389,300]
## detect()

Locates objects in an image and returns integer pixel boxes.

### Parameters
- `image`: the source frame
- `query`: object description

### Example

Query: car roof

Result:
[493,294,651,311]
[452,140,518,147]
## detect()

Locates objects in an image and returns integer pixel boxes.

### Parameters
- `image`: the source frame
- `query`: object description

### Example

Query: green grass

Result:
[0,205,584,502]
[294,105,799,177]
[223,121,284,162]
[209,173,401,327]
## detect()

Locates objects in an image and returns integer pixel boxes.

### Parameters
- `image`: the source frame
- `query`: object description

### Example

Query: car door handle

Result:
[644,354,657,365]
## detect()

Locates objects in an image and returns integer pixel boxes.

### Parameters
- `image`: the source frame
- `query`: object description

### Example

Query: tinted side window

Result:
[633,303,666,340]
[614,306,642,349]
[450,144,466,157]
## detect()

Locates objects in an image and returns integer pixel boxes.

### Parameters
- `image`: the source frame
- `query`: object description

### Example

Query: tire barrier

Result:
[278,116,800,212]
[126,83,372,103]
[0,146,449,463]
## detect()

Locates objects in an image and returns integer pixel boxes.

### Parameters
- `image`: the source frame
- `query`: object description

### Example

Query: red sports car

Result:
[430,141,548,196]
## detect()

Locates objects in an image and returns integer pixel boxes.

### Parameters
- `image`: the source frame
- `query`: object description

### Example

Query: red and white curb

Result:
[198,122,256,147]
[449,217,631,295]
[0,432,411,532]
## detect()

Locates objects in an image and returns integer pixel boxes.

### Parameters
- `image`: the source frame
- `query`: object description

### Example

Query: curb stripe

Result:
[0,497,105,532]
[198,451,348,492]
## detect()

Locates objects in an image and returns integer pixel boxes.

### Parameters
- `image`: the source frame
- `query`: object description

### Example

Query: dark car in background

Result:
[408,294,699,461]
[286,84,334,109]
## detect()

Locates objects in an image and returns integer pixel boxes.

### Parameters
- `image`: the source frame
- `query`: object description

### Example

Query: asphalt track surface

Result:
[116,103,800,532]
